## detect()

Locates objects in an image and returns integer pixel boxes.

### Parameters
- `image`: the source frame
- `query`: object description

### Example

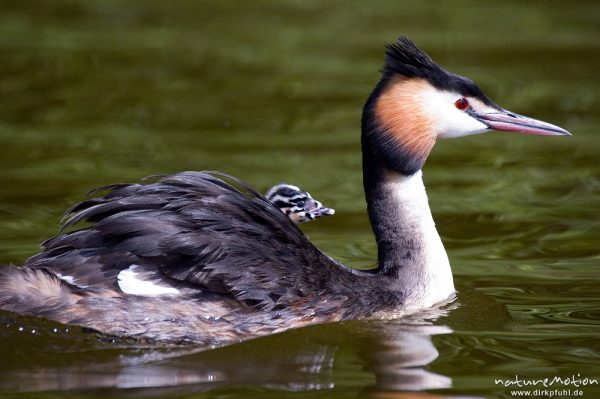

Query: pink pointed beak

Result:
[472,109,571,136]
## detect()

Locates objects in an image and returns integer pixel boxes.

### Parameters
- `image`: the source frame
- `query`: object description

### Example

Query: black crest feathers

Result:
[383,36,443,79]
[382,36,498,107]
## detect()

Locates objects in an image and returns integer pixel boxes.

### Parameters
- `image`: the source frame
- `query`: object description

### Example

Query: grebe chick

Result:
[266,183,335,224]
[0,37,570,345]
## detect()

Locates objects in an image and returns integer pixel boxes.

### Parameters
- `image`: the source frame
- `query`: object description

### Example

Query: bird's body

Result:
[0,172,398,344]
[0,37,569,345]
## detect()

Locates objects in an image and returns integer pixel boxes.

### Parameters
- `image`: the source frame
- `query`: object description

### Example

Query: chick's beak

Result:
[470,109,571,136]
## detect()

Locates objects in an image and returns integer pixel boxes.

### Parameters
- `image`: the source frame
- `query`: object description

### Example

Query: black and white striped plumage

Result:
[266,184,334,224]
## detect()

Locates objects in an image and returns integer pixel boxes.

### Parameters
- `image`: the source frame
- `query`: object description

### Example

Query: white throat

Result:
[378,170,455,309]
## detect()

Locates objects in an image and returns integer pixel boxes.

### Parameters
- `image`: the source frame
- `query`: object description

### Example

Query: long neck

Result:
[361,131,455,307]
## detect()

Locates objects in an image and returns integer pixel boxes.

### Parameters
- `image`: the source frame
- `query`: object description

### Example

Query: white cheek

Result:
[436,107,488,138]
[420,91,488,138]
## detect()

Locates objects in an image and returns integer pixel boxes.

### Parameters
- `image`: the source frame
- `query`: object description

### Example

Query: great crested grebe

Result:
[0,37,569,345]
[266,183,335,223]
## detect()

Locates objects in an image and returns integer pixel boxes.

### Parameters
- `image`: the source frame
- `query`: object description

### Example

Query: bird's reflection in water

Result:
[0,307,461,397]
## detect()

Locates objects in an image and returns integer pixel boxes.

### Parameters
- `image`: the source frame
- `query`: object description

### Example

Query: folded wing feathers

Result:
[25,171,348,312]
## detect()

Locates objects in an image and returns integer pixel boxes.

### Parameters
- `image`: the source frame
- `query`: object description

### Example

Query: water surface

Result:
[1,1,599,398]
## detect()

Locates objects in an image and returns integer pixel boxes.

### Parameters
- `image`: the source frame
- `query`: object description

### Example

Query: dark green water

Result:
[1,1,599,398]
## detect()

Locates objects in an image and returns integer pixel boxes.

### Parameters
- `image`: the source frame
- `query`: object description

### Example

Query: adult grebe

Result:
[0,37,569,345]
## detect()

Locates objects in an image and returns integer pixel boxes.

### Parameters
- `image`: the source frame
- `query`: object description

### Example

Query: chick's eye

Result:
[454,98,470,110]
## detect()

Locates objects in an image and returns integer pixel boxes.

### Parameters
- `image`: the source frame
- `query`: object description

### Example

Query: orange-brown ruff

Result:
[374,77,437,161]
[0,37,570,345]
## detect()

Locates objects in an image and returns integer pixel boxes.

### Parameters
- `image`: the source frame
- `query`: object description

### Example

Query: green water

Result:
[0,1,599,398]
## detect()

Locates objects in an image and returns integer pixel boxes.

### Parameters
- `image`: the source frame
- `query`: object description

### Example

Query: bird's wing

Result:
[26,172,352,311]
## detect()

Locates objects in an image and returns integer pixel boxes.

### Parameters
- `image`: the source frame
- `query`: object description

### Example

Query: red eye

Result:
[455,98,470,110]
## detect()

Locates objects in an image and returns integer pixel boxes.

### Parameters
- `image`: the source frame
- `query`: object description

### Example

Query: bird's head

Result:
[266,184,335,224]
[362,37,570,175]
